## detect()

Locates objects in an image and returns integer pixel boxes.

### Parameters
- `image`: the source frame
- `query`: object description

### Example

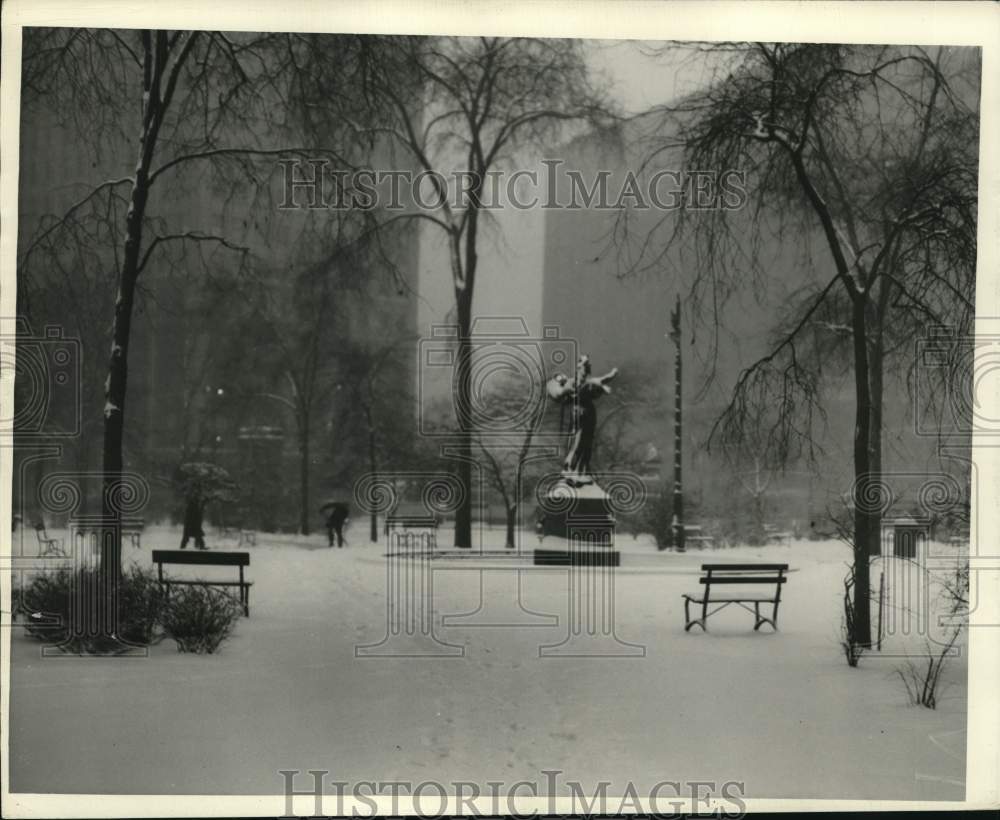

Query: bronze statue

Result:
[547,355,619,486]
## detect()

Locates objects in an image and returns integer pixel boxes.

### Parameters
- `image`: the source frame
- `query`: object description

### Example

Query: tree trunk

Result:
[869,318,885,557]
[850,295,874,648]
[670,296,684,552]
[368,424,378,543]
[868,274,893,557]
[505,504,516,549]
[452,253,475,549]
[100,147,152,637]
[451,171,483,549]
[299,414,311,535]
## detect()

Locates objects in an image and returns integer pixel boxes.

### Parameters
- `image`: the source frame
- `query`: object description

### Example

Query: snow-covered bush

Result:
[19,568,74,643]
[840,566,863,667]
[162,587,241,654]
[119,566,169,645]
[896,635,958,710]
[19,566,168,650]
[896,560,968,709]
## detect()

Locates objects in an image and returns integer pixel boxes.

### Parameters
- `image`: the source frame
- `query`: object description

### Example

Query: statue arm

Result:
[596,367,619,391]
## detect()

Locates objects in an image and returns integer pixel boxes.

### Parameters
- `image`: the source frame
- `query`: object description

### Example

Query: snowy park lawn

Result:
[8,525,967,800]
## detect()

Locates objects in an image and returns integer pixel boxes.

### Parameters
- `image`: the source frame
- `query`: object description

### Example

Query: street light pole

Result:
[670,294,685,553]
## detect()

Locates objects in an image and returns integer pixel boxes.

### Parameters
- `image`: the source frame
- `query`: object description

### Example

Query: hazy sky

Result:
[586,39,723,115]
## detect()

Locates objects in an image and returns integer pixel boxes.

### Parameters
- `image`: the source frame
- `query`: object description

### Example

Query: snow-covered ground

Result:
[7,524,967,800]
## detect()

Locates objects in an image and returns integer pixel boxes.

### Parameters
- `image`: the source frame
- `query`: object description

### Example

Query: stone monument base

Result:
[538,479,615,541]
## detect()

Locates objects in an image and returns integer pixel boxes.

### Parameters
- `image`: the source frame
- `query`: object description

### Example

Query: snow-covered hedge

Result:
[161,587,241,654]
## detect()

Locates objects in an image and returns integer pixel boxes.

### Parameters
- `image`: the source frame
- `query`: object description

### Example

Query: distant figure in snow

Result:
[174,461,236,551]
[180,497,207,550]
[320,501,350,547]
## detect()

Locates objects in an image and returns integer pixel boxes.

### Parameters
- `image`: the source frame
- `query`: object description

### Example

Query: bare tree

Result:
[621,43,978,647]
[471,373,552,549]
[346,36,607,547]
[18,29,377,638]
[335,336,416,542]
[250,225,373,535]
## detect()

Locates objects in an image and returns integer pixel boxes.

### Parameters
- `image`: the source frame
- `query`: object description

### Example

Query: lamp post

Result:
[669,294,685,553]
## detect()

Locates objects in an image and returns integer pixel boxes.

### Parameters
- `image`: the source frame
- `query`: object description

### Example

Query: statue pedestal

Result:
[538,480,615,540]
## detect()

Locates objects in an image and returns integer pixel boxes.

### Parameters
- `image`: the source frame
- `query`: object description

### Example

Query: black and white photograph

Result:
[1,0,998,815]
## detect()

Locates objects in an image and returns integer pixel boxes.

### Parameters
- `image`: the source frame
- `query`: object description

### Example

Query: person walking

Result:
[180,496,207,550]
[320,501,350,547]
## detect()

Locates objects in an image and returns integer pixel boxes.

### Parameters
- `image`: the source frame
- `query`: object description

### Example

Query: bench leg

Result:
[242,585,250,617]
[753,601,778,631]
[683,598,706,632]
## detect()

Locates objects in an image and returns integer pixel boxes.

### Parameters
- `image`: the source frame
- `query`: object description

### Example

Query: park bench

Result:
[682,563,788,632]
[152,549,252,616]
[34,522,65,557]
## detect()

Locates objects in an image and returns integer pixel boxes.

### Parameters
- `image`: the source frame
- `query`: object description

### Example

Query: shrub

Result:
[119,566,168,645]
[19,565,168,649]
[19,568,74,643]
[896,636,958,710]
[161,586,241,654]
[633,489,673,549]
[840,566,863,667]
[896,560,968,709]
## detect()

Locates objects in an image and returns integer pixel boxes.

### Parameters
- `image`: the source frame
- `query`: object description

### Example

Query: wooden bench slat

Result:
[684,591,776,601]
[152,550,249,566]
[163,579,254,587]
[701,563,788,571]
[699,576,787,584]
